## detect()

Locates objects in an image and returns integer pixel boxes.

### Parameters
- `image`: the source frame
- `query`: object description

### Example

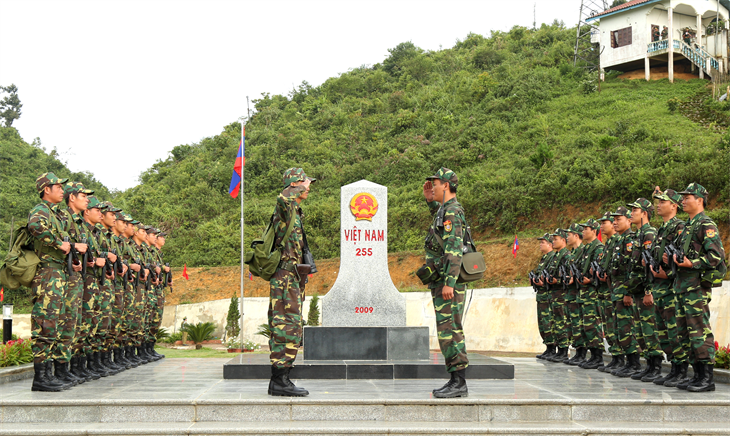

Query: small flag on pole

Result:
[597,228,603,242]
[228,128,245,198]
[0,287,3,302]
[249,272,253,281]
[512,236,519,258]
[182,264,189,280]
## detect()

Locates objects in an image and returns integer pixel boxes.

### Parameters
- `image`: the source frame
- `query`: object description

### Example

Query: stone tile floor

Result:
[1,357,728,402]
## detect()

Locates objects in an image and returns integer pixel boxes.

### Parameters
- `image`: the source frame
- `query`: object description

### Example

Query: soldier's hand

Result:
[130,263,141,272]
[155,266,162,274]
[107,252,118,263]
[662,253,668,264]
[599,275,607,282]
[95,258,105,267]
[568,277,574,285]
[144,268,150,278]
[87,260,95,268]
[674,255,693,268]
[442,285,454,300]
[106,271,114,279]
[164,265,170,273]
[581,277,591,285]
[641,258,646,267]
[623,295,633,307]
[643,293,654,307]
[122,264,128,275]
[75,243,88,254]
[72,262,83,272]
[536,278,544,286]
[549,278,558,285]
[653,266,668,279]
[423,181,435,202]
[60,241,71,254]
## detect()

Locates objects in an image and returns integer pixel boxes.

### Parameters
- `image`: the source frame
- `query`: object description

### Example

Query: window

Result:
[611,26,632,48]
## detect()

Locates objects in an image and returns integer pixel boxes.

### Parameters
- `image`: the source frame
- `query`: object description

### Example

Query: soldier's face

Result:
[102,211,117,228]
[124,223,135,237]
[86,207,103,224]
[114,219,127,234]
[630,208,643,224]
[146,233,157,245]
[682,194,701,214]
[600,220,614,234]
[566,232,579,245]
[614,216,630,233]
[656,199,675,217]
[157,237,166,248]
[582,227,595,240]
[539,240,552,253]
[44,184,65,203]
[552,236,566,249]
[432,179,447,201]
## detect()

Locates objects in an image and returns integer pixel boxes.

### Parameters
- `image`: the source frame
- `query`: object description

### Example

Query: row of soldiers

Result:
[530,183,726,393]
[28,172,172,392]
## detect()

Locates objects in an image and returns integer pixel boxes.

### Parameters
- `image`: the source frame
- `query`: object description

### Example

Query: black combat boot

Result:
[599,354,620,372]
[145,343,160,361]
[641,355,663,382]
[583,348,604,369]
[108,349,126,371]
[78,355,100,380]
[654,361,678,385]
[101,351,121,375]
[664,362,689,387]
[149,341,164,359]
[114,347,132,369]
[136,345,151,364]
[268,366,309,397]
[616,353,641,377]
[31,362,66,392]
[433,371,458,394]
[54,360,79,387]
[88,352,110,377]
[434,369,468,398]
[547,347,568,362]
[536,345,550,359]
[687,363,715,392]
[126,345,142,366]
[567,347,587,366]
[677,363,702,390]
[69,356,90,383]
[631,357,654,380]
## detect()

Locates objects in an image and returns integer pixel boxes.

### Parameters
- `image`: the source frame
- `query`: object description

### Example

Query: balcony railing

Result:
[647,39,720,73]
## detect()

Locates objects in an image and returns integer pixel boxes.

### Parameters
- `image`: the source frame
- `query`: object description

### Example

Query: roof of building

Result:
[587,0,658,21]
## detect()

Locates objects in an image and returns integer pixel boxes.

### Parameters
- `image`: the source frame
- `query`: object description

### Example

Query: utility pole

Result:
[573,0,609,70]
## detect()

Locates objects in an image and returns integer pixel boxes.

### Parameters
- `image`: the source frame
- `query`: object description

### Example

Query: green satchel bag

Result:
[435,225,486,284]
[0,225,40,289]
[244,209,296,281]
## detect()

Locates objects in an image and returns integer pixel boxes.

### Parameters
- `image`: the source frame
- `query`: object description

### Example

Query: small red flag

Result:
[512,236,519,258]
[249,272,253,281]
[597,229,603,242]
[0,287,3,302]
[182,264,189,280]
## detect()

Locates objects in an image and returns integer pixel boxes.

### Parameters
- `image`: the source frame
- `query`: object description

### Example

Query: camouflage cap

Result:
[627,197,654,214]
[653,189,682,207]
[282,168,316,187]
[679,182,708,199]
[426,167,459,189]
[86,196,107,210]
[566,223,584,234]
[611,206,632,218]
[102,201,121,212]
[63,181,94,196]
[580,218,600,230]
[147,227,160,234]
[551,228,568,239]
[120,212,139,224]
[599,211,614,223]
[537,232,553,243]
[36,172,69,193]
[158,231,167,237]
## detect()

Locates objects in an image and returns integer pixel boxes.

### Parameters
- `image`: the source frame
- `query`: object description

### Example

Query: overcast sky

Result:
[1,0,582,192]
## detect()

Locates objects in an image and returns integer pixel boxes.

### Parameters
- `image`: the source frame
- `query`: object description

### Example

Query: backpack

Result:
[244,209,296,281]
[0,225,41,289]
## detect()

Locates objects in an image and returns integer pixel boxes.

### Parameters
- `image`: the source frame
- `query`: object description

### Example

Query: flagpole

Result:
[239,117,245,350]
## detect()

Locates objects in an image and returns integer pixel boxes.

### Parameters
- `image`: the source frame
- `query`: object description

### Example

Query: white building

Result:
[587,0,729,81]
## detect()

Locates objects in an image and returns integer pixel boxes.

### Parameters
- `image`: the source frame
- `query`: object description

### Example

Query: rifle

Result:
[558,265,568,291]
[80,237,88,278]
[66,236,83,277]
[590,260,602,287]
[144,263,153,291]
[541,270,552,291]
[100,248,115,286]
[164,262,173,293]
[642,249,661,283]
[664,244,684,277]
[569,262,583,290]
[528,271,539,292]
[134,258,141,288]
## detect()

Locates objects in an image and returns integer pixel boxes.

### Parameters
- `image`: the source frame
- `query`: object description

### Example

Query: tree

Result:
[610,0,627,8]
[383,41,423,76]
[307,295,320,327]
[0,84,22,127]
[225,294,241,340]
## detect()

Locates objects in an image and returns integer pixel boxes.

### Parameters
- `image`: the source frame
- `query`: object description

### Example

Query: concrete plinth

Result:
[302,326,429,361]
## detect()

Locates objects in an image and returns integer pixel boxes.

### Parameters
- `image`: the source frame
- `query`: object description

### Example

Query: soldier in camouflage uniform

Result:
[130,223,154,364]
[646,189,686,386]
[142,227,163,361]
[533,233,556,360]
[576,219,604,369]
[152,230,169,360]
[596,211,623,372]
[544,228,573,363]
[117,212,143,366]
[267,168,315,397]
[423,168,469,398]
[28,172,73,391]
[123,216,149,365]
[624,198,662,382]
[673,183,726,392]
[564,224,586,365]
[608,206,642,377]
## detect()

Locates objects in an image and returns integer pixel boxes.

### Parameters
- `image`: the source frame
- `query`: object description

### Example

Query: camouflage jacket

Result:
[546,247,572,296]
[565,244,585,301]
[534,251,555,299]
[60,207,90,244]
[27,200,69,264]
[610,230,635,300]
[273,185,306,268]
[578,238,604,293]
[424,197,466,289]
[674,212,726,293]
[650,216,684,299]
[624,222,656,294]
[597,234,618,298]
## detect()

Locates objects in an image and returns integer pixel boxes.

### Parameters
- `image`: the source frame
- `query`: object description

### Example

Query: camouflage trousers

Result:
[431,283,469,372]
[30,262,67,364]
[676,288,715,364]
[636,296,662,358]
[122,279,145,347]
[73,276,102,356]
[149,286,166,342]
[107,279,125,348]
[614,298,641,355]
[549,292,569,348]
[655,293,684,362]
[56,272,84,362]
[599,298,622,355]
[566,299,584,348]
[94,276,115,352]
[268,268,303,369]
[536,295,554,345]
[143,285,158,343]
[120,278,136,346]
[580,292,602,349]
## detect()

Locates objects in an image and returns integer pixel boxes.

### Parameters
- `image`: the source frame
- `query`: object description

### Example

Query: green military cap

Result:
[599,211,614,223]
[679,182,708,199]
[63,181,94,196]
[102,201,121,212]
[119,212,139,224]
[627,197,654,214]
[566,223,584,234]
[653,189,682,207]
[86,196,106,210]
[158,231,167,237]
[551,228,568,239]
[36,172,69,193]
[426,167,459,189]
[537,232,553,243]
[282,167,316,187]
[580,218,600,230]
[611,206,632,218]
[147,227,160,234]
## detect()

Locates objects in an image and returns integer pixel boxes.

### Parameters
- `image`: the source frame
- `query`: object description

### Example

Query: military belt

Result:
[277,260,298,274]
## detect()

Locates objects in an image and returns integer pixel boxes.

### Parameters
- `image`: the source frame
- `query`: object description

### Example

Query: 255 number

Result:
[355,248,373,256]
[355,307,374,313]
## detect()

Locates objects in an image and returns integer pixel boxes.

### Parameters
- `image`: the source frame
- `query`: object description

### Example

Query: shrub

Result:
[225,294,241,340]
[182,322,216,349]
[307,295,320,327]
[256,323,272,339]
[155,327,170,342]
[0,338,32,367]
[667,97,680,112]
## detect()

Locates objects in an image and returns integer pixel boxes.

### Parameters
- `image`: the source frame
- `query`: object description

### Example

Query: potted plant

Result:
[226,338,242,353]
[242,339,261,353]
[181,321,216,349]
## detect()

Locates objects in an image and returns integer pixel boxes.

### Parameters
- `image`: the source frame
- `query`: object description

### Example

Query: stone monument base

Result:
[223,352,514,380]
[302,326,429,361]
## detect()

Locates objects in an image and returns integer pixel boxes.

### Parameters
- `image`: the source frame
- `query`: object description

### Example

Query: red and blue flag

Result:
[228,128,245,198]
[512,236,519,258]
